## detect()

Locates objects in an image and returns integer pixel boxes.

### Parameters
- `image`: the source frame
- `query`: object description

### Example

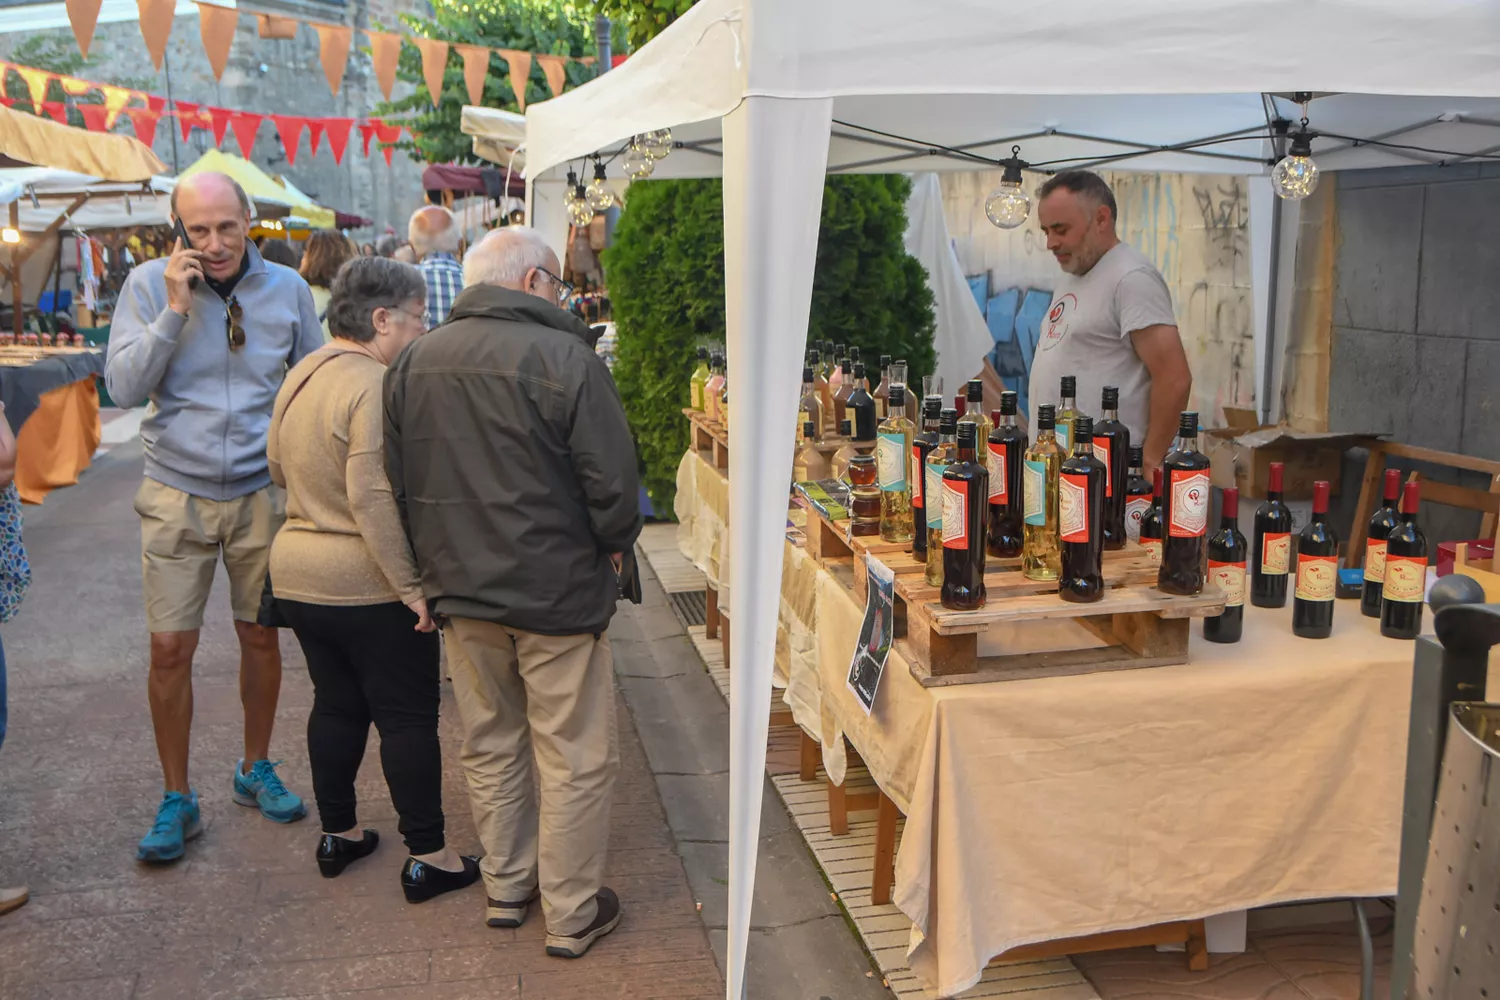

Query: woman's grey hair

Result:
[463,226,554,289]
[327,257,427,343]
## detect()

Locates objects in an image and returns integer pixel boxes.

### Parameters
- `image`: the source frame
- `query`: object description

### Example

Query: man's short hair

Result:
[169,174,252,218]
[463,226,554,289]
[409,205,460,256]
[1038,170,1117,223]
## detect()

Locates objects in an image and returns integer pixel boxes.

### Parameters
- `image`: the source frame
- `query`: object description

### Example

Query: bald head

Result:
[408,205,460,257]
[462,227,562,303]
[171,171,253,281]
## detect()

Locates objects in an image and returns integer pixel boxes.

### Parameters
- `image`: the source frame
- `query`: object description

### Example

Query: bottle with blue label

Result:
[1022,404,1064,582]
[875,384,915,543]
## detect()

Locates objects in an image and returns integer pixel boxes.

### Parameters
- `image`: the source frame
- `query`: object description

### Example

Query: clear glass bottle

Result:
[832,420,868,481]
[794,420,831,483]
[1055,374,1082,456]
[704,353,726,423]
[798,366,822,443]
[689,346,710,411]
[876,385,915,543]
[873,354,893,419]
[925,408,959,586]
[1022,404,1064,582]
[957,379,992,447]
[911,395,942,564]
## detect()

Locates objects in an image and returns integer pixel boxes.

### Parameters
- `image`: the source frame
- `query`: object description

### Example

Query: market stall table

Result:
[0,348,104,503]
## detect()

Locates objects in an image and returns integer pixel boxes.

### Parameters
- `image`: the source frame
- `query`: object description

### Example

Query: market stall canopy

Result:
[459,105,527,171]
[171,149,337,229]
[421,162,526,199]
[0,167,171,230]
[0,103,165,180]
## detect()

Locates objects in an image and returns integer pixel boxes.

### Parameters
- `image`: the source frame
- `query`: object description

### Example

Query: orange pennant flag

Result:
[13,65,52,111]
[455,44,490,106]
[197,2,238,83]
[137,0,176,71]
[65,0,104,58]
[256,13,299,40]
[536,54,567,99]
[498,49,532,112]
[413,37,449,107]
[576,56,596,67]
[101,85,135,128]
[365,31,402,103]
[314,24,353,96]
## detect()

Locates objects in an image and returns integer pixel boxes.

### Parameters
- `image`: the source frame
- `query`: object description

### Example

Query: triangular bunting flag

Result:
[358,120,378,157]
[365,32,402,103]
[306,119,325,157]
[412,37,449,107]
[77,102,110,131]
[147,93,167,114]
[455,44,491,106]
[208,106,234,146]
[383,144,395,166]
[230,112,262,159]
[42,102,69,125]
[60,76,91,97]
[101,85,134,128]
[498,49,531,112]
[313,24,352,96]
[323,117,353,164]
[175,101,201,141]
[0,98,13,109]
[65,0,104,59]
[197,3,238,83]
[272,114,307,166]
[16,66,52,112]
[374,119,402,165]
[126,107,160,148]
[137,0,176,71]
[256,13,298,39]
[536,54,567,99]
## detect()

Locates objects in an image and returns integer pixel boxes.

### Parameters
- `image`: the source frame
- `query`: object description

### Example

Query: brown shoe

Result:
[545,887,622,958]
[486,888,539,928]
[0,887,29,916]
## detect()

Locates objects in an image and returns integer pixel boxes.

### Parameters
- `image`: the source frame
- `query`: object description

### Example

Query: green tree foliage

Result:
[593,0,697,50]
[607,174,936,514]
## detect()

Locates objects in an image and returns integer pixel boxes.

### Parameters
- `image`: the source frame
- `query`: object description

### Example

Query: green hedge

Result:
[606,174,936,515]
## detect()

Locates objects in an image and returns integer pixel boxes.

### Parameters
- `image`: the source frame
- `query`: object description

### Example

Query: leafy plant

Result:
[592,0,697,50]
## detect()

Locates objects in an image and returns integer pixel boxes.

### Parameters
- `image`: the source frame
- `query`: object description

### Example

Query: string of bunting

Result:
[63,0,596,111]
[0,60,409,167]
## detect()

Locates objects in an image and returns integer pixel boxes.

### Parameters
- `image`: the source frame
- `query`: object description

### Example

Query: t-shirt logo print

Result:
[1041,293,1075,351]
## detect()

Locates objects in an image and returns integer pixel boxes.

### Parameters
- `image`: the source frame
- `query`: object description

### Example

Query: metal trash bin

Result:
[1407,702,1500,1000]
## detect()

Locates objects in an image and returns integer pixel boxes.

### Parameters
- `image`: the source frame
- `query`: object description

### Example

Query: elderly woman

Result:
[267,257,479,902]
[299,231,356,341]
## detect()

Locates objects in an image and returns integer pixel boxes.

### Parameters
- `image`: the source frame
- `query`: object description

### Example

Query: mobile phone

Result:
[172,218,200,290]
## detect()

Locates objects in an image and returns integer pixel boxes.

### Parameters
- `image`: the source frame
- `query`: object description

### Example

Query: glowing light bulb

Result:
[640,128,673,159]
[1,227,20,245]
[586,161,615,211]
[568,183,595,227]
[1271,130,1319,201]
[622,142,654,181]
[983,148,1031,230]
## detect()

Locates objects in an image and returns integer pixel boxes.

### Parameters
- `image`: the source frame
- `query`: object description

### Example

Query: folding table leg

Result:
[705,584,719,639]
[1186,919,1209,971]
[871,792,899,906]
[799,729,819,782]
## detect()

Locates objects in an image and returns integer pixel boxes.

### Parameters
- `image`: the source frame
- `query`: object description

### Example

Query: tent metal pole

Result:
[1261,193,1282,425]
[9,200,20,341]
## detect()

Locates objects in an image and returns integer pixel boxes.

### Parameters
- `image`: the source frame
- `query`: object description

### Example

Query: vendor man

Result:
[1030,170,1192,476]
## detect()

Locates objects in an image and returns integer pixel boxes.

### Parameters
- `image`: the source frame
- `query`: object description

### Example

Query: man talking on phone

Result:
[106,171,323,863]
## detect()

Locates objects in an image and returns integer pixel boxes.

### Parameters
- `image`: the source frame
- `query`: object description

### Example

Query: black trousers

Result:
[280,600,445,855]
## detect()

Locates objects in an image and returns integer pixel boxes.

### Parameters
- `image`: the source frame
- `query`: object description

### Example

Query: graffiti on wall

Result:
[978,285,1054,417]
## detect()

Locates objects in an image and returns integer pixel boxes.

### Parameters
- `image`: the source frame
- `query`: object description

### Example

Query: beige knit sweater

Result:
[267,345,422,607]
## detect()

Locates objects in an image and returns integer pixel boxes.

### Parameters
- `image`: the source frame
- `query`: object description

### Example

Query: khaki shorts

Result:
[134,478,285,633]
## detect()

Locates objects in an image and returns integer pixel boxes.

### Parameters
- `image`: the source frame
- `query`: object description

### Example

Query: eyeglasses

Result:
[386,305,429,330]
[226,296,245,351]
[535,267,575,305]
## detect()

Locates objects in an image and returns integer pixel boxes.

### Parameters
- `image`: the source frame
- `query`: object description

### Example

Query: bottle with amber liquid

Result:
[1123,447,1153,543]
[1157,412,1211,596]
[847,363,877,442]
[873,355,892,419]
[1140,468,1164,564]
[798,367,823,444]
[941,422,989,610]
[1055,375,1083,455]
[1022,404,1064,582]
[794,422,831,483]
[1380,481,1427,639]
[1093,386,1130,550]
[1292,480,1338,639]
[832,357,855,429]
[1058,416,1106,603]
[910,395,942,563]
[986,390,1026,558]
[809,348,833,435]
[1360,468,1402,618]
[924,409,959,586]
[689,346,710,411]
[1251,461,1294,608]
[957,379,992,446]
[876,385,915,543]
[1203,487,1248,643]
[847,455,882,538]
[704,353,726,422]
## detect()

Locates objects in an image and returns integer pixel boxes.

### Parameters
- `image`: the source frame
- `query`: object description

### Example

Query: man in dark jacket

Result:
[384,226,641,958]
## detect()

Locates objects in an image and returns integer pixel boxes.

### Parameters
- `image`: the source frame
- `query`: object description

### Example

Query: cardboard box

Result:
[1203,408,1373,500]
[1454,542,1500,601]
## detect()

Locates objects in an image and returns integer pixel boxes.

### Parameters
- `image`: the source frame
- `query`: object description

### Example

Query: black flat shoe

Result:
[401,855,481,903]
[316,830,379,878]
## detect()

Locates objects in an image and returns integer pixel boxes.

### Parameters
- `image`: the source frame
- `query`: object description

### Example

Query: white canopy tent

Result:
[523,2,1500,994]
[0,167,171,231]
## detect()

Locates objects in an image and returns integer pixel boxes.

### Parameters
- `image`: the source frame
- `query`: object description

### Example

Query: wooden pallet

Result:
[684,407,848,473]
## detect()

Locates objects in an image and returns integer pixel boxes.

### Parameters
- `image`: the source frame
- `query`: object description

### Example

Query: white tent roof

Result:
[0,167,171,230]
[460,106,529,171]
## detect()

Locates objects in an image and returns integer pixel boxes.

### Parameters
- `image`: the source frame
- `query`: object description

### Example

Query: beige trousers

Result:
[444,617,619,935]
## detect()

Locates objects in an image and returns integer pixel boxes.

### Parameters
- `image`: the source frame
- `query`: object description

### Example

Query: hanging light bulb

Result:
[622,140,654,181]
[1271,122,1320,201]
[568,175,595,227]
[586,159,616,211]
[563,168,583,210]
[640,127,673,160]
[984,146,1031,230]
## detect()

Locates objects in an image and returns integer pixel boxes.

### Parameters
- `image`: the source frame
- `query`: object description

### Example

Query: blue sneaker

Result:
[232,759,307,823]
[136,790,202,864]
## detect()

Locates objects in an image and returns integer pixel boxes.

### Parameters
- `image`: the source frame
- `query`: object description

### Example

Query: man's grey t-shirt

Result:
[1028,242,1176,448]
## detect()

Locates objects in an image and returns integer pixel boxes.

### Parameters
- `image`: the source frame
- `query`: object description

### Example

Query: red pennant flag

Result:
[43,102,69,125]
[373,120,402,166]
[358,120,378,157]
[230,113,262,159]
[175,101,201,141]
[306,119,325,158]
[126,107,160,148]
[147,94,166,113]
[272,114,306,166]
[207,106,235,147]
[77,102,109,131]
[323,117,353,164]
[0,98,13,108]
[383,144,395,166]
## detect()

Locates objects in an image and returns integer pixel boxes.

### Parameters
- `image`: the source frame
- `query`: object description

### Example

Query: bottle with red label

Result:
[1140,467,1164,564]
[986,391,1027,559]
[1093,386,1130,551]
[1157,411,1211,596]
[1203,487,1248,643]
[910,395,942,562]
[1123,446,1153,544]
[1380,481,1427,639]
[924,409,959,587]
[941,422,989,610]
[1292,480,1339,639]
[1058,416,1106,603]
[1251,460,1295,608]
[1360,468,1402,618]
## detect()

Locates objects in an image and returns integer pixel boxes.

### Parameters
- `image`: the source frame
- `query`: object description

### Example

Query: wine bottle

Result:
[873,354,892,419]
[1203,487,1248,643]
[1250,461,1294,608]
[1022,404,1064,582]
[1292,480,1338,639]
[690,346,710,411]
[941,422,989,610]
[986,390,1027,558]
[1094,386,1130,551]
[1058,415,1106,603]
[1056,374,1082,455]
[848,363,877,442]
[798,367,823,443]
[925,409,960,587]
[832,357,855,429]
[910,395,942,562]
[1140,468,1164,564]
[1157,412,1211,596]
[1123,446,1153,543]
[876,385,915,543]
[957,379,992,446]
[1380,481,1428,639]
[1360,468,1402,618]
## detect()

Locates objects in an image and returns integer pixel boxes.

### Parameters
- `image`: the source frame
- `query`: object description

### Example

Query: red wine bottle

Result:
[1380,481,1427,639]
[1157,412,1211,595]
[1251,461,1294,608]
[941,422,989,610]
[1058,416,1107,603]
[1123,446,1152,543]
[986,391,1027,558]
[910,395,942,561]
[1203,487,1247,643]
[1360,468,1402,618]
[1292,480,1338,639]
[1140,467,1164,564]
[1094,386,1130,551]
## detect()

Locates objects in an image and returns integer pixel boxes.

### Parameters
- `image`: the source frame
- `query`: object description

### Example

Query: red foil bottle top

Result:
[1152,466,1162,496]
[990,410,1001,426]
[1221,487,1239,520]
[1383,467,1401,501]
[1268,461,1285,494]
[1312,480,1330,513]
[1402,480,1421,514]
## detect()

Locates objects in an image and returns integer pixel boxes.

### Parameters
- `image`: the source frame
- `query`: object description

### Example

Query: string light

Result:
[568,170,594,226]
[563,168,584,209]
[622,139,654,180]
[639,128,673,160]
[585,158,616,211]
[1272,118,1320,201]
[984,146,1031,229]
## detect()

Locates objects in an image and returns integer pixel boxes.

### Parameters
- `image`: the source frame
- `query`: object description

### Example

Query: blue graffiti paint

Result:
[981,286,1052,417]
